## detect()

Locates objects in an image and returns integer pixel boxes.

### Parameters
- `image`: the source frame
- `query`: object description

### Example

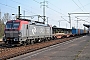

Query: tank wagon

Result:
[3,19,53,45]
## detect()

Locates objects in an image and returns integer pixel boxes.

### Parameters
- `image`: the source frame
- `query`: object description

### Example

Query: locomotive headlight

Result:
[19,34,21,36]
[14,38,18,41]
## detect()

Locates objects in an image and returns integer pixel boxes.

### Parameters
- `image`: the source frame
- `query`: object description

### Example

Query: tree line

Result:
[0,12,11,38]
[0,21,5,38]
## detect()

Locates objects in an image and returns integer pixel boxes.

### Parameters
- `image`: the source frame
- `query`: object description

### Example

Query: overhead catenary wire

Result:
[0,2,18,17]
[33,0,40,4]
[46,1,70,23]
[46,7,70,23]
[33,0,67,16]
[78,0,86,11]
[0,2,39,22]
[32,0,90,28]
[32,0,69,23]
[10,0,41,11]
[72,2,90,12]
[7,0,56,23]
[33,0,71,20]
[48,1,67,15]
[0,2,17,10]
[47,7,65,16]
[0,0,41,16]
[9,0,41,15]
[72,0,84,12]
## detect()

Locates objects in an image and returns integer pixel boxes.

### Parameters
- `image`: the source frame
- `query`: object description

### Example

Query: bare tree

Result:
[2,13,11,23]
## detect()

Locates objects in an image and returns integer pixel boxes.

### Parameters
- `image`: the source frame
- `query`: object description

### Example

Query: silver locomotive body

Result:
[3,19,53,45]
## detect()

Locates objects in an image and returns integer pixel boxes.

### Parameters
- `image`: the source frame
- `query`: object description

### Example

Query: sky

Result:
[0,0,90,29]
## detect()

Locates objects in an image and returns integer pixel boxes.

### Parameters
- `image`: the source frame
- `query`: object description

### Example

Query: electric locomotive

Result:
[3,19,53,45]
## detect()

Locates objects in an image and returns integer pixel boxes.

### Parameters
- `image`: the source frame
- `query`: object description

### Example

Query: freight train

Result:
[3,19,53,45]
[2,19,88,46]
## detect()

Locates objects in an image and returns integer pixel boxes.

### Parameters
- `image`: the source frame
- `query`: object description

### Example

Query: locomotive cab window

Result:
[6,23,12,29]
[13,22,20,29]
[6,22,20,29]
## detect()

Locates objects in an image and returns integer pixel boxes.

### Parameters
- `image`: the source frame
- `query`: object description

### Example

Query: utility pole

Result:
[58,20,65,28]
[61,16,71,28]
[23,10,25,19]
[68,13,71,28]
[75,17,87,29]
[76,18,79,29]
[58,20,60,28]
[40,0,48,24]
[47,17,48,24]
[12,6,22,20]
[18,6,20,19]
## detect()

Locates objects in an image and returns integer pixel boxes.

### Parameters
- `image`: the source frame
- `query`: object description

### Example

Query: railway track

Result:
[0,36,81,60]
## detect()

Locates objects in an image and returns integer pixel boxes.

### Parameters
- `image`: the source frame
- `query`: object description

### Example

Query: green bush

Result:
[0,22,5,38]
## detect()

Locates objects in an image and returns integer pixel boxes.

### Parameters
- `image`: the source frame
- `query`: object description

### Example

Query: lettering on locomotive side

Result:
[32,27,36,35]
[40,28,44,34]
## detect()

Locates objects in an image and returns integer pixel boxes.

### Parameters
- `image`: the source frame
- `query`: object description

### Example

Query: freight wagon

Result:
[72,28,88,35]
[72,28,78,35]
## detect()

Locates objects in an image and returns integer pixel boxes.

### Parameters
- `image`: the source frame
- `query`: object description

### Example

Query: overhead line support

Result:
[40,0,48,24]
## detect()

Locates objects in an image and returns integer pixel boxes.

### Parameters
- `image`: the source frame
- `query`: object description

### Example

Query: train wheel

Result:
[38,39,42,43]
[26,39,30,45]
[43,38,46,42]
[24,41,27,46]
[22,41,27,46]
[4,41,7,44]
[31,40,34,44]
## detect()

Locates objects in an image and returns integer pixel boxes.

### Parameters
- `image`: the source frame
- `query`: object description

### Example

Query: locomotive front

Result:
[3,20,21,44]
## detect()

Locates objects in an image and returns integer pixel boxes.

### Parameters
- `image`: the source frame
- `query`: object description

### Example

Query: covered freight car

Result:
[72,27,88,36]
[72,28,78,35]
